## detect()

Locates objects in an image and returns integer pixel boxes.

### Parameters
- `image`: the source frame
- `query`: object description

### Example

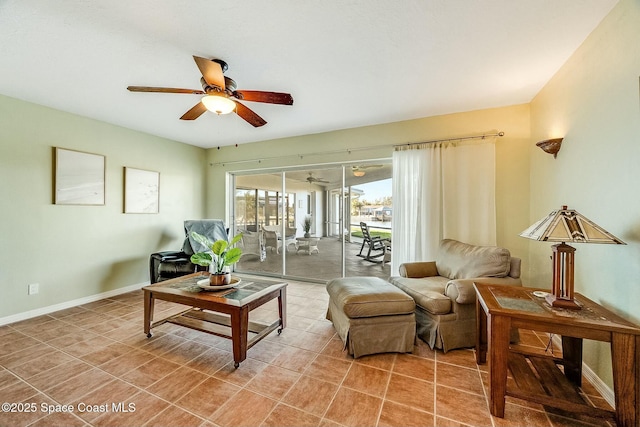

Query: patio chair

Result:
[238,229,265,261]
[263,230,279,253]
[262,225,297,253]
[280,227,298,253]
[357,222,390,263]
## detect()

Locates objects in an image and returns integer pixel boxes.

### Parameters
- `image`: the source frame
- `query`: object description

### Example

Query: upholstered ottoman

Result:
[326,277,416,358]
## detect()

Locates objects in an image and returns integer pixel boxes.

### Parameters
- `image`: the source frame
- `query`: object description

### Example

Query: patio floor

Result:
[236,236,391,282]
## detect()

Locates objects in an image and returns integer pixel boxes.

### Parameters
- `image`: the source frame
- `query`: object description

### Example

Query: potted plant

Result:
[301,215,312,238]
[189,232,243,286]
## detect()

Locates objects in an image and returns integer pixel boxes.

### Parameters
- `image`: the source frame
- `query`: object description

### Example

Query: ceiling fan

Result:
[306,173,329,184]
[352,164,383,177]
[127,56,293,127]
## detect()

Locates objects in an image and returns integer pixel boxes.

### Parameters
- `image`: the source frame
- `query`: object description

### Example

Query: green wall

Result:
[0,95,206,319]
[529,0,640,388]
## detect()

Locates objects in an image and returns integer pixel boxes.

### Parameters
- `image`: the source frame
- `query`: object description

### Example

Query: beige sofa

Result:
[389,239,522,352]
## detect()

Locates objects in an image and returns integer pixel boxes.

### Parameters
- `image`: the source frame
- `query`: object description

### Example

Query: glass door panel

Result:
[344,162,393,277]
[282,166,342,280]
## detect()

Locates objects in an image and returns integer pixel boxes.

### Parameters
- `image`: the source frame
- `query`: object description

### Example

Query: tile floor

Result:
[0,278,615,427]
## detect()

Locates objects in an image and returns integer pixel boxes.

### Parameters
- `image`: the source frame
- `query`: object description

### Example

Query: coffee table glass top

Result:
[148,274,286,306]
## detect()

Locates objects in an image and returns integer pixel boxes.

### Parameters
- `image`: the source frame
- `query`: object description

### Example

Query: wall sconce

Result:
[536,138,563,158]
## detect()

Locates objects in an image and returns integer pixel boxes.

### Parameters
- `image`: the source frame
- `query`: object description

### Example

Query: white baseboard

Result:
[0,282,148,327]
[551,334,615,408]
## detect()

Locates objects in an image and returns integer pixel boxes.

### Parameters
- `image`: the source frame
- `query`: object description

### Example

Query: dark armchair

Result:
[149,219,228,284]
[357,222,390,263]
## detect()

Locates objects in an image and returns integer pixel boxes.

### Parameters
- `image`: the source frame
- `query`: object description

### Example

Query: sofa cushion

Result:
[436,239,511,279]
[389,276,451,315]
[326,277,415,319]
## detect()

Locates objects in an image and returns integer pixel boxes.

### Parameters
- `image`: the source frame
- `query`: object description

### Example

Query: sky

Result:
[354,178,391,203]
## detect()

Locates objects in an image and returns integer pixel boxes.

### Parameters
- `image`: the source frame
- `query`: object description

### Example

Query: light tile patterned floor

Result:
[0,279,614,427]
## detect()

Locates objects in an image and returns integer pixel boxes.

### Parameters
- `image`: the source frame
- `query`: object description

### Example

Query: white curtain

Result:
[390,139,496,275]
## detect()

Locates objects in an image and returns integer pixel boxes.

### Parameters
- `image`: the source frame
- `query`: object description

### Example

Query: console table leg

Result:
[561,336,583,386]
[611,333,639,427]
[488,313,511,418]
[476,298,487,364]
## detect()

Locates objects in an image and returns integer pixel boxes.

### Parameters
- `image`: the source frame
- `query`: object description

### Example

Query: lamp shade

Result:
[520,206,625,245]
[201,95,236,115]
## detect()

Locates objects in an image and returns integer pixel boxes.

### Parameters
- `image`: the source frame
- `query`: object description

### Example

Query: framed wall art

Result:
[54,147,106,205]
[123,167,159,214]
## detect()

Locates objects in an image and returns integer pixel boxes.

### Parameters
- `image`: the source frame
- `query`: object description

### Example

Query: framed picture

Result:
[54,147,106,205]
[124,167,159,214]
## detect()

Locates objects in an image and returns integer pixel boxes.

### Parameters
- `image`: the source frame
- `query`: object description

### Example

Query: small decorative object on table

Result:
[301,215,312,238]
[190,232,243,286]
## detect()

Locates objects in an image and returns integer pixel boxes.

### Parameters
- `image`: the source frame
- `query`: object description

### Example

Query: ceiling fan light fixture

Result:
[353,170,365,177]
[201,94,236,115]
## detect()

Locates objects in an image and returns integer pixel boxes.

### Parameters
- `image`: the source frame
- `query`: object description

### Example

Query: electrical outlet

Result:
[28,283,39,295]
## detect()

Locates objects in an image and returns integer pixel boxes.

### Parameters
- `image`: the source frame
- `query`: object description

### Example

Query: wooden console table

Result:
[474,283,640,427]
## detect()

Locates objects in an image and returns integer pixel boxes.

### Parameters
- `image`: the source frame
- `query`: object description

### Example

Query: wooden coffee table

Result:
[474,283,640,427]
[143,273,286,368]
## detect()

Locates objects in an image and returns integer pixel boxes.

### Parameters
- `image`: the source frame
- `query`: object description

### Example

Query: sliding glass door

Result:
[231,161,392,282]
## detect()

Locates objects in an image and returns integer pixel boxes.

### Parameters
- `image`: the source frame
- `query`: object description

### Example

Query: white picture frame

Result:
[124,167,160,214]
[54,147,106,205]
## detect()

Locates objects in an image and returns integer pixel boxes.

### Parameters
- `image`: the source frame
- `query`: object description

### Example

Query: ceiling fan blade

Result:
[233,90,293,105]
[127,86,204,95]
[180,102,207,120]
[234,101,267,127]
[193,56,225,90]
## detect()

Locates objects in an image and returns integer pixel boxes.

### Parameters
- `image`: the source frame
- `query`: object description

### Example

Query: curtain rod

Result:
[393,131,504,149]
[210,131,504,167]
[210,144,382,167]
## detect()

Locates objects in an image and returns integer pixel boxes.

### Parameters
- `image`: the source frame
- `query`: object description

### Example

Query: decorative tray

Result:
[197,277,241,291]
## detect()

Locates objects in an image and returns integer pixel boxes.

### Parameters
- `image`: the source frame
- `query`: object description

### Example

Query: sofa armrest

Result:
[399,261,438,278]
[445,276,523,305]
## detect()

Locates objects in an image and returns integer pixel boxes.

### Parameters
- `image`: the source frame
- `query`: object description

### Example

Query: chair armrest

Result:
[399,261,438,278]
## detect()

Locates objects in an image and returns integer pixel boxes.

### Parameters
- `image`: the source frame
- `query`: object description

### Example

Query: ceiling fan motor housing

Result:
[212,58,229,73]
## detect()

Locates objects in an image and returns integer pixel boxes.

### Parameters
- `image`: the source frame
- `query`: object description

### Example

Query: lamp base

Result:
[545,293,581,310]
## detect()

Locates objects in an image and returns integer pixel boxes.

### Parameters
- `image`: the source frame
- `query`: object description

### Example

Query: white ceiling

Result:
[0,1,617,149]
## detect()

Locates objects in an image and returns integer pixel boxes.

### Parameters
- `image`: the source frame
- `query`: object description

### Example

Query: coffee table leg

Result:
[488,313,510,418]
[278,288,287,334]
[231,308,249,368]
[144,290,154,338]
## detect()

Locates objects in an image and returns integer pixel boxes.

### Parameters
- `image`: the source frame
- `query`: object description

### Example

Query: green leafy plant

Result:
[189,232,243,274]
[301,215,312,235]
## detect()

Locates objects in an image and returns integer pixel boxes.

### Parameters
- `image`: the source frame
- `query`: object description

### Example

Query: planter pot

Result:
[304,232,311,238]
[210,272,231,286]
